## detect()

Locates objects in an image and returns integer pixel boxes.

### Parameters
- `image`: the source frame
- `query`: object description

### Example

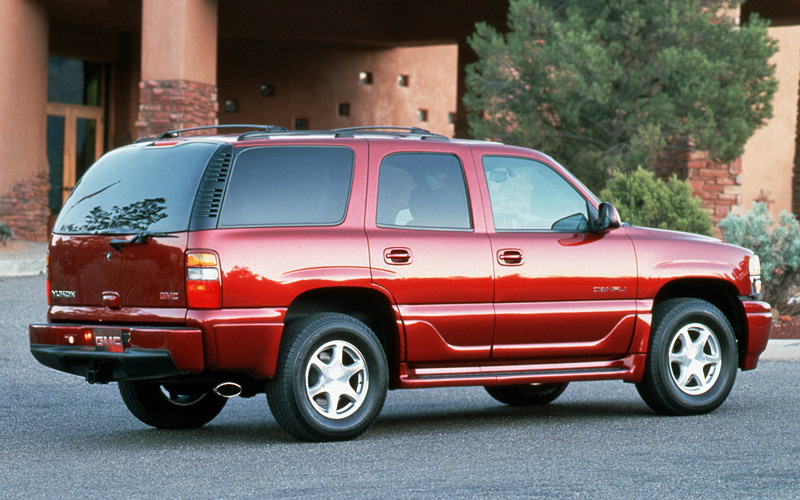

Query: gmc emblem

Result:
[160,292,180,301]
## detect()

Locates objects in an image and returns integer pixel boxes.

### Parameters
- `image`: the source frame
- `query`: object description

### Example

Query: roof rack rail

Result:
[330,126,449,140]
[153,124,288,140]
[132,125,451,144]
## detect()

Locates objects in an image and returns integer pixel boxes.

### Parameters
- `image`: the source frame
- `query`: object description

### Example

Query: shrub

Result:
[599,167,713,236]
[718,202,800,316]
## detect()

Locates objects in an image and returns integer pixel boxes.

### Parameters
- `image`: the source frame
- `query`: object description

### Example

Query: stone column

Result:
[0,0,49,241]
[136,0,218,139]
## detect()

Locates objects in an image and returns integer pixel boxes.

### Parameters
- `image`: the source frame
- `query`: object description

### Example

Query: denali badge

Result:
[593,286,626,293]
[160,292,180,301]
[51,290,77,299]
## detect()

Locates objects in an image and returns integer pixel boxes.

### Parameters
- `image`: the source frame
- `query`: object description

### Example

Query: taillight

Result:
[186,251,222,309]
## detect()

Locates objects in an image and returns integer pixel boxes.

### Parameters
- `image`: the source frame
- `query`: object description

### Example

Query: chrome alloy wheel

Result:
[668,323,721,396]
[305,340,369,419]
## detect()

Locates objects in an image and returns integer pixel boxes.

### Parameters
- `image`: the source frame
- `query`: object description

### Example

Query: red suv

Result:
[30,125,771,441]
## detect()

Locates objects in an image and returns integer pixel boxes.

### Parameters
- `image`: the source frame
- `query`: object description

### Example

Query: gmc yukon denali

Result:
[29,125,771,441]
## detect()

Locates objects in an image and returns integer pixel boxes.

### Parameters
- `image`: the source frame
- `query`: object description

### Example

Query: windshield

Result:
[54,142,219,235]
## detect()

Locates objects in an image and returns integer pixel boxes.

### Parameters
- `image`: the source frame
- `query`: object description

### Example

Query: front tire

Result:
[118,381,227,429]
[266,313,388,442]
[485,382,569,406]
[636,298,738,416]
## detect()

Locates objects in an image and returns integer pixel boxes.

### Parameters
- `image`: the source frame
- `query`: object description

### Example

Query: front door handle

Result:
[497,248,524,266]
[384,247,413,265]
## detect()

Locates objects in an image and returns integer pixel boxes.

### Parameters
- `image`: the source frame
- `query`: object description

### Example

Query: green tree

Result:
[465,0,777,191]
[600,166,713,236]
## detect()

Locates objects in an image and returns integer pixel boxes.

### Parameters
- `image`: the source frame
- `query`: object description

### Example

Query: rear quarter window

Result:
[219,146,354,227]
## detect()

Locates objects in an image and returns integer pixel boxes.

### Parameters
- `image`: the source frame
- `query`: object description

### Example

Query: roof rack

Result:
[331,126,449,140]
[134,125,289,143]
[134,125,451,144]
[159,124,289,139]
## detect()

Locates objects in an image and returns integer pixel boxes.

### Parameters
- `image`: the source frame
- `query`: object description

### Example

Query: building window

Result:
[417,109,428,122]
[338,103,351,117]
[224,99,238,113]
[359,72,373,85]
[398,74,410,87]
[295,118,309,130]
[260,83,275,97]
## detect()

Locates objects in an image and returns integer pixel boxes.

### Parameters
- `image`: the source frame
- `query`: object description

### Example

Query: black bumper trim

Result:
[30,345,185,383]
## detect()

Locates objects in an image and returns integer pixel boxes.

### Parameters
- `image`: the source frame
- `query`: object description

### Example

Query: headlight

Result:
[749,255,762,297]
[749,255,761,277]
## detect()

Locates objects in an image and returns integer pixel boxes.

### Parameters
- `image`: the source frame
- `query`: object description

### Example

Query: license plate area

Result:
[93,328,127,353]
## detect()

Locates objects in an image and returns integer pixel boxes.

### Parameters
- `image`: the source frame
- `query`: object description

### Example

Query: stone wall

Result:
[685,152,742,227]
[135,80,218,139]
[0,171,49,241]
[656,149,742,230]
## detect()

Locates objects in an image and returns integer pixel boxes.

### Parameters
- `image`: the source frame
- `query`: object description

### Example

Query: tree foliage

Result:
[719,202,800,316]
[465,0,777,191]
[600,166,713,236]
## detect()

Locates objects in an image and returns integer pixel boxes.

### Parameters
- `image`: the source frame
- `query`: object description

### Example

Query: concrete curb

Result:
[761,339,800,360]
[0,241,47,277]
[0,259,46,277]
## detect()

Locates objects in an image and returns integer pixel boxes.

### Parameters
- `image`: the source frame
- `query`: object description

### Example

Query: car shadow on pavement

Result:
[371,400,655,437]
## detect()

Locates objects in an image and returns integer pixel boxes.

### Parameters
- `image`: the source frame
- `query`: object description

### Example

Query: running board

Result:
[397,354,645,389]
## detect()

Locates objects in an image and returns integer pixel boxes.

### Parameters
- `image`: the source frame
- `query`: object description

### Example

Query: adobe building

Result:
[0,0,798,240]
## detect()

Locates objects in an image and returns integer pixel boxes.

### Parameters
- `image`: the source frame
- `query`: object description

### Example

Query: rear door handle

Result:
[384,247,412,265]
[497,249,524,266]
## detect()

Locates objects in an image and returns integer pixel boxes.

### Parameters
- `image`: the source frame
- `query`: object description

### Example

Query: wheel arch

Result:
[283,286,402,387]
[652,278,747,366]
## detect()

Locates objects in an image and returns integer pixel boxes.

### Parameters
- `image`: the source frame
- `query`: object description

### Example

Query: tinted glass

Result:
[55,142,218,234]
[219,147,354,227]
[377,153,471,230]
[483,156,589,232]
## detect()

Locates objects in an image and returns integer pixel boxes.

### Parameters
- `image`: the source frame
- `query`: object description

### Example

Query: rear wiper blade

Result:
[109,231,178,252]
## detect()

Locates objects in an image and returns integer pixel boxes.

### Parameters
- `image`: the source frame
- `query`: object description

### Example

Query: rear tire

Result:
[485,382,569,406]
[266,313,388,442]
[119,381,227,429]
[636,298,737,416]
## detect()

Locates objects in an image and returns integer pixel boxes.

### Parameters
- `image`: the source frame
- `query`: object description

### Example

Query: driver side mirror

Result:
[594,202,621,232]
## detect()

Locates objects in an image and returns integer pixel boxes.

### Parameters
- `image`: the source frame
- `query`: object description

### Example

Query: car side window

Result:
[483,156,589,232]
[219,146,354,227]
[377,153,472,230]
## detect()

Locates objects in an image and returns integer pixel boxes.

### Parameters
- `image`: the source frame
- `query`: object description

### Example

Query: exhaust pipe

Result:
[213,381,243,398]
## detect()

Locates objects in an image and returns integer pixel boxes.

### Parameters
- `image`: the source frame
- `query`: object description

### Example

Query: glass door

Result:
[47,104,104,205]
[46,57,106,215]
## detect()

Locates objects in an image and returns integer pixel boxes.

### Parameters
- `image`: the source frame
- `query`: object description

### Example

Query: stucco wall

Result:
[0,0,48,190]
[141,0,217,85]
[217,41,458,137]
[740,25,800,216]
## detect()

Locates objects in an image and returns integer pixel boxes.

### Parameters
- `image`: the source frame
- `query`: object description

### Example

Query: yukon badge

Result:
[51,290,77,299]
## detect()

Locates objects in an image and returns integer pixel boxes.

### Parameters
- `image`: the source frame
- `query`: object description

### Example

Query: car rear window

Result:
[218,146,354,227]
[54,142,219,235]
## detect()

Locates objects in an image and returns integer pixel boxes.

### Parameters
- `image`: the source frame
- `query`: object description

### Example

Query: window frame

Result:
[376,152,474,232]
[218,145,356,228]
[482,154,593,234]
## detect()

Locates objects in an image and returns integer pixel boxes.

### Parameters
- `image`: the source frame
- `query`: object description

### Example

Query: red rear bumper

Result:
[29,324,204,383]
